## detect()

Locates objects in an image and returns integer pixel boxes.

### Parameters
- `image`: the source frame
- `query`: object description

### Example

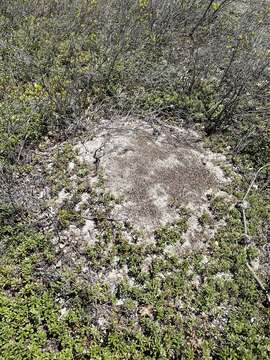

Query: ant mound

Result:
[76,117,228,237]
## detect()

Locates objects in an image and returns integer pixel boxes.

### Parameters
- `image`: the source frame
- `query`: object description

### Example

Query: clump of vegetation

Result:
[154,212,189,248]
[198,212,213,227]
[0,0,270,359]
[0,0,269,166]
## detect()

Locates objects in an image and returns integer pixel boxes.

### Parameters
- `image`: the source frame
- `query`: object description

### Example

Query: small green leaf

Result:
[212,2,220,11]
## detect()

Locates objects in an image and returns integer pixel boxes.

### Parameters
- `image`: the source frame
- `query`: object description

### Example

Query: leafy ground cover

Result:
[0,1,269,359]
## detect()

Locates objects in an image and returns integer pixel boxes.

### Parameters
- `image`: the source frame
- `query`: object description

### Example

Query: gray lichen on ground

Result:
[75,117,229,240]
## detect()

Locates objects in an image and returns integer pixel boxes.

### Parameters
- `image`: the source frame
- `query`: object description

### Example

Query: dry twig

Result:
[238,163,270,304]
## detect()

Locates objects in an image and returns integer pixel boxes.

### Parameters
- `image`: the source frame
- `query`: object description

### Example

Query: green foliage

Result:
[0,94,43,163]
[142,81,222,123]
[0,0,267,167]
[154,216,189,248]
[198,212,213,227]
[57,208,84,229]
[0,0,269,358]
